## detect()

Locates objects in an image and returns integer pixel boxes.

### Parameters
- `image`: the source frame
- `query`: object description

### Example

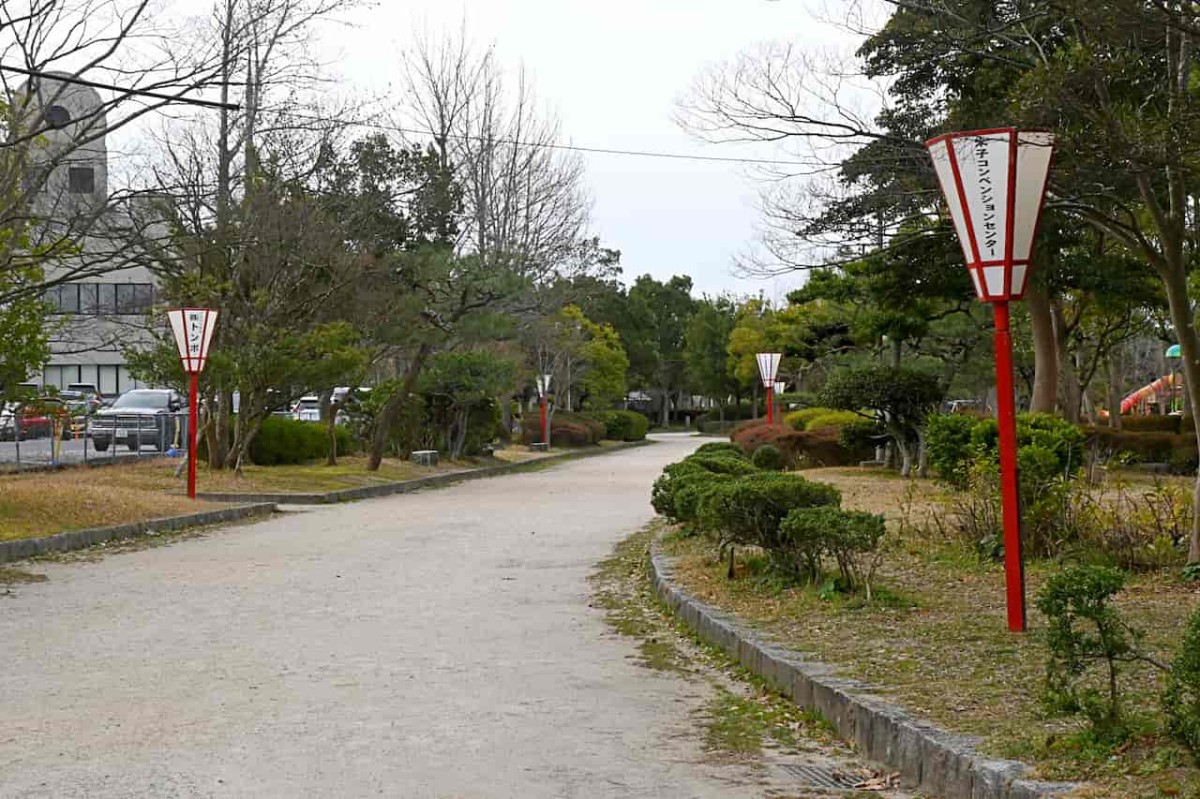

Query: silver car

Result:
[89,389,186,452]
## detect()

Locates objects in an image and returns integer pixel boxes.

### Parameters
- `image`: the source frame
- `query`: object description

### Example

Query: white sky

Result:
[318,0,876,300]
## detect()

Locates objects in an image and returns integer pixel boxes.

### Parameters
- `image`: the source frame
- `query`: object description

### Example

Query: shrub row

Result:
[521,412,607,446]
[784,407,861,432]
[731,419,872,469]
[651,446,886,595]
[580,410,649,441]
[250,416,355,466]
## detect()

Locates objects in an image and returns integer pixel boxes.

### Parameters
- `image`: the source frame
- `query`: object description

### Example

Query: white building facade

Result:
[20,74,161,395]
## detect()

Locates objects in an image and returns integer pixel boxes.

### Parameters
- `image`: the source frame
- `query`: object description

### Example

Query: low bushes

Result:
[1036,563,1200,760]
[693,441,746,459]
[249,416,354,465]
[581,409,649,441]
[521,412,606,446]
[732,420,868,468]
[1085,427,1198,473]
[786,407,861,431]
[1120,414,1183,434]
[751,444,785,470]
[651,448,886,596]
[778,507,887,596]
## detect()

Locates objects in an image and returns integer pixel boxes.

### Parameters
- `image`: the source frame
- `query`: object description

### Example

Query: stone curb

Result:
[650,545,1079,799]
[0,503,277,565]
[194,440,653,505]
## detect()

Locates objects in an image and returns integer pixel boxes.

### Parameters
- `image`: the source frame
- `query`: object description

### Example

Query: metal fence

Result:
[0,411,190,472]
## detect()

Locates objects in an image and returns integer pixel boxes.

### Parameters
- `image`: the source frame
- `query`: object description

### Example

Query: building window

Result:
[44,105,72,129]
[68,166,94,194]
[45,282,154,315]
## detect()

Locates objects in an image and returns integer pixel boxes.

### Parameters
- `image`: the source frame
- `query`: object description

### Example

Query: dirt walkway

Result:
[0,435,888,798]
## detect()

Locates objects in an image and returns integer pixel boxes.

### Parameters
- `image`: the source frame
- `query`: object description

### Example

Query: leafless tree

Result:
[398,33,590,281]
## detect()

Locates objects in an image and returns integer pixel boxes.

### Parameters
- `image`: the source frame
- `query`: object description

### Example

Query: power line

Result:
[282,110,810,167]
[0,65,239,111]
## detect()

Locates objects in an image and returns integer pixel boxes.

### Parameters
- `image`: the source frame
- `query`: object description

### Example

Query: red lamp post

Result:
[773,380,787,423]
[926,128,1055,633]
[756,353,782,424]
[536,374,552,446]
[167,308,219,500]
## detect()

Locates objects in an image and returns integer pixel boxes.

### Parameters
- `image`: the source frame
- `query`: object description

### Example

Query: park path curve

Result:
[0,434,811,799]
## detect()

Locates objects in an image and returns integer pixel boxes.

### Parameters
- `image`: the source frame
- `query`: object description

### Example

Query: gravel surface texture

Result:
[0,435,870,798]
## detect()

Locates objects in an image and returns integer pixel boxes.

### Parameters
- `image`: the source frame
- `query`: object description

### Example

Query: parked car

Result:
[2,397,72,440]
[89,389,186,452]
[291,395,321,422]
[60,383,104,414]
[0,404,23,441]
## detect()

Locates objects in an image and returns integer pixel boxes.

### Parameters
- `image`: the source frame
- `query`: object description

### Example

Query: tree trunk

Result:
[1051,301,1083,423]
[915,427,929,478]
[368,343,433,471]
[1106,349,1123,431]
[659,389,669,428]
[499,394,512,440]
[1027,288,1059,414]
[209,388,232,469]
[1159,262,1200,563]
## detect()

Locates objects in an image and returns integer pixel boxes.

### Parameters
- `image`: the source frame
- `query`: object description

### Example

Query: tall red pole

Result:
[992,302,1026,632]
[540,396,548,445]
[188,372,199,500]
[766,385,774,424]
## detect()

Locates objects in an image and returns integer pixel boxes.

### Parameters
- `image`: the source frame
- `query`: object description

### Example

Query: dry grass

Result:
[661,466,1200,798]
[0,446,569,543]
[0,466,224,541]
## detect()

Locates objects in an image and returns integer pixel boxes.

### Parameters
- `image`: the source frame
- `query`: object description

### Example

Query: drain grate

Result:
[779,763,861,790]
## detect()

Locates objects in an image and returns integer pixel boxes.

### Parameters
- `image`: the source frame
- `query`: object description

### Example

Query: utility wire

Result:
[282,110,810,167]
[0,65,240,111]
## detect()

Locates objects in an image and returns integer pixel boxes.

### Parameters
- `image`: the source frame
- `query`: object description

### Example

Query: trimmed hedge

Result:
[1085,427,1198,472]
[581,410,649,441]
[698,471,842,553]
[249,416,353,466]
[732,420,867,468]
[751,444,785,470]
[693,441,746,459]
[520,411,606,446]
[1119,414,1183,434]
[785,407,860,431]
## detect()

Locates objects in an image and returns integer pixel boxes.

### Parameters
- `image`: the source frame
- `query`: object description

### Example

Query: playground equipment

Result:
[1121,373,1183,415]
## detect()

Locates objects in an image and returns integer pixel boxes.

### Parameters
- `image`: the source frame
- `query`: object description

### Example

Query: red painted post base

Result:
[540,398,548,446]
[188,372,199,500]
[992,302,1027,632]
[766,385,774,425]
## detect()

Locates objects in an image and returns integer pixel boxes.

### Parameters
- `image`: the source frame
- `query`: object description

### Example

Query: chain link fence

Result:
[0,411,190,472]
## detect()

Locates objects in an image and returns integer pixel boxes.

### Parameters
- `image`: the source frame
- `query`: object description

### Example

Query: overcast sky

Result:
[316,0,876,300]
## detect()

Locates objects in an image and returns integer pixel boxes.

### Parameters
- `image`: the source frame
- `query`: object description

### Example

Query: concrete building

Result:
[19,74,163,395]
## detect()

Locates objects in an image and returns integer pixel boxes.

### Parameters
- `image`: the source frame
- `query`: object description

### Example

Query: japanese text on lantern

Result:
[975,138,998,259]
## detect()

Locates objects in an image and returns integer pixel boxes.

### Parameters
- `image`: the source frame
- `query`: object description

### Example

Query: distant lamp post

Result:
[773,380,787,423]
[756,353,782,424]
[167,308,219,500]
[536,374,552,446]
[926,128,1055,633]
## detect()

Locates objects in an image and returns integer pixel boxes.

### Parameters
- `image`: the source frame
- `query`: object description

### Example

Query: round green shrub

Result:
[685,454,760,476]
[249,416,348,465]
[698,472,841,552]
[694,441,746,459]
[751,444,785,470]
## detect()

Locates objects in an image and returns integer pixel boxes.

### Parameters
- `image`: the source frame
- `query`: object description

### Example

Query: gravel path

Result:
[0,435,852,798]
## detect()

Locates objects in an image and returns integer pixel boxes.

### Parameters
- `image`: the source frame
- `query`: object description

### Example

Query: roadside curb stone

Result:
[650,544,1079,799]
[194,440,652,505]
[0,503,277,565]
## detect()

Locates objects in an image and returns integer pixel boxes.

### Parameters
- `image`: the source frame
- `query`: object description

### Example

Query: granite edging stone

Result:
[650,544,1079,799]
[0,502,277,565]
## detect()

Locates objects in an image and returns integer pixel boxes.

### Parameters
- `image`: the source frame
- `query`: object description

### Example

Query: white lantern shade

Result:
[773,381,787,394]
[926,129,1054,302]
[756,353,782,388]
[167,308,219,374]
[536,374,552,397]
